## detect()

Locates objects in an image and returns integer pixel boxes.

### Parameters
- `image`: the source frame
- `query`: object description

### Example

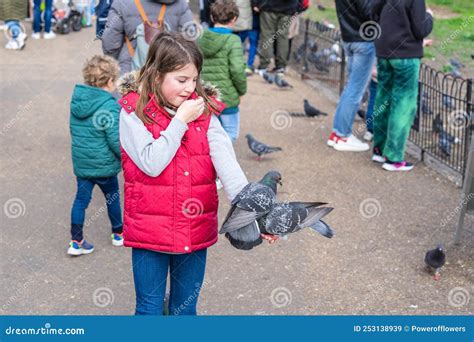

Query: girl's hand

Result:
[176,97,205,124]
[261,233,279,244]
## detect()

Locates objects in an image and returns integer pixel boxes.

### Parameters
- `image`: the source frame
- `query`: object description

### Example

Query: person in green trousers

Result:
[371,0,434,171]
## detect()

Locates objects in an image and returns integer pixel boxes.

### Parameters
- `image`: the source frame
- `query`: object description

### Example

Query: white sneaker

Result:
[5,39,25,50]
[363,131,373,141]
[372,154,385,163]
[333,134,370,152]
[18,32,27,41]
[31,32,41,39]
[43,31,56,40]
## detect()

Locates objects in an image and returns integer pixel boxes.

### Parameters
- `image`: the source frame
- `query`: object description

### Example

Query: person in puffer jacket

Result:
[117,31,274,315]
[68,55,123,256]
[197,0,247,142]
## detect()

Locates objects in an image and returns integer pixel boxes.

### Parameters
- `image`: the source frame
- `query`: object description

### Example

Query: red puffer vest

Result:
[118,91,224,253]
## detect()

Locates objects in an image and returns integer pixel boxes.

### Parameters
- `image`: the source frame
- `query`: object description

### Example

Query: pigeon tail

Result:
[308,220,334,238]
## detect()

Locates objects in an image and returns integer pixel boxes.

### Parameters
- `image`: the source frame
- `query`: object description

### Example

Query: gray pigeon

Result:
[274,74,293,88]
[245,134,282,160]
[425,244,446,280]
[221,171,282,250]
[261,202,334,238]
[262,70,275,84]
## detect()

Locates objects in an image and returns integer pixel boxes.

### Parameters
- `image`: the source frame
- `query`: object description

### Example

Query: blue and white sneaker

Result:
[67,239,94,256]
[111,233,124,247]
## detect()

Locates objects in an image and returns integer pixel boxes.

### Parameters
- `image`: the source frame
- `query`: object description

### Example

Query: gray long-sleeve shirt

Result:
[119,109,248,202]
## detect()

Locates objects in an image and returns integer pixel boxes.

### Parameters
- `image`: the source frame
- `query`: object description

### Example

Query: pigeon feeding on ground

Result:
[290,99,328,118]
[245,134,282,161]
[425,244,446,280]
[262,70,275,84]
[274,74,293,88]
[221,171,282,250]
[433,114,443,133]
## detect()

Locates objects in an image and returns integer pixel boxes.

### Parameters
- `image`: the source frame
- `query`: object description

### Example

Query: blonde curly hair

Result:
[82,55,119,88]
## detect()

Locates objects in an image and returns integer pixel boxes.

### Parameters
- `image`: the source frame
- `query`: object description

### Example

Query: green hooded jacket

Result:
[198,28,247,110]
[70,84,121,178]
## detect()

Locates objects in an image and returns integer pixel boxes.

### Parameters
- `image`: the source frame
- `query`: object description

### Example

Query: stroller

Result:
[53,0,83,34]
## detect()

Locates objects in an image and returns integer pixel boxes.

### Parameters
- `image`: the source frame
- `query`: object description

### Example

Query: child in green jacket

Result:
[68,55,123,256]
[197,0,247,142]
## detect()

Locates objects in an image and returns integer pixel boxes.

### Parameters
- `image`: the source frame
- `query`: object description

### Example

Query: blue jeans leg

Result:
[366,79,378,133]
[33,0,53,33]
[132,248,207,315]
[132,248,169,315]
[332,42,375,137]
[247,29,259,68]
[218,112,240,142]
[70,177,94,241]
[169,249,207,315]
[95,176,123,233]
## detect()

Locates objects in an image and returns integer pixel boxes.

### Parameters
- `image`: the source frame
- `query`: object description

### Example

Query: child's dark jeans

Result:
[70,176,123,241]
[132,248,207,315]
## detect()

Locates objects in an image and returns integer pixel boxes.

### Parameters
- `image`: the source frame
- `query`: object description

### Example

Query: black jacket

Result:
[372,0,433,58]
[251,0,301,15]
[335,0,372,42]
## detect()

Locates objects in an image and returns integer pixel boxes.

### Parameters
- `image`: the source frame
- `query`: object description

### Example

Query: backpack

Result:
[125,0,167,71]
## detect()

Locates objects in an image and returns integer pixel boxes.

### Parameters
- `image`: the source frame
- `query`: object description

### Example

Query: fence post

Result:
[462,78,473,182]
[339,42,345,95]
[302,19,309,74]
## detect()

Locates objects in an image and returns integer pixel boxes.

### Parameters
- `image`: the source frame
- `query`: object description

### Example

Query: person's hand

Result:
[261,233,278,244]
[176,97,205,124]
[253,6,259,12]
[426,8,434,17]
[423,38,433,47]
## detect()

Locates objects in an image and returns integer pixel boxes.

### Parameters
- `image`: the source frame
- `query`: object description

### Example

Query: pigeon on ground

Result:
[425,244,446,280]
[439,130,458,157]
[274,74,293,88]
[245,134,282,160]
[421,98,433,115]
[449,58,465,70]
[442,94,454,109]
[262,70,275,84]
[433,114,443,133]
[304,99,328,117]
[221,171,282,250]
[290,100,328,118]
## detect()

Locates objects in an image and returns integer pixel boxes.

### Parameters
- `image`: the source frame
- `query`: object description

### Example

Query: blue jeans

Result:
[237,30,260,68]
[333,42,375,137]
[70,176,123,241]
[365,79,378,133]
[33,0,53,33]
[132,248,207,315]
[218,111,240,142]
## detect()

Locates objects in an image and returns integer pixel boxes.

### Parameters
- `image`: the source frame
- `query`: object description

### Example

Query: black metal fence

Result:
[290,18,473,179]
[289,19,346,94]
